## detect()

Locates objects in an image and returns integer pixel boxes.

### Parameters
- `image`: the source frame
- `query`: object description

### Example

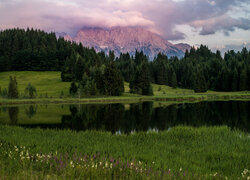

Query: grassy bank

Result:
[0,125,249,179]
[0,71,250,105]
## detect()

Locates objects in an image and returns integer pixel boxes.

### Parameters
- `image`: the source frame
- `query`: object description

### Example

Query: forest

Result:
[0,28,250,96]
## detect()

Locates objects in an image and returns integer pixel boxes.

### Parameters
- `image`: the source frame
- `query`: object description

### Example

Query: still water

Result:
[0,101,249,133]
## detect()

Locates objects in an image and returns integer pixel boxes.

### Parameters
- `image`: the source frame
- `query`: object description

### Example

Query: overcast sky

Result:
[1,0,250,52]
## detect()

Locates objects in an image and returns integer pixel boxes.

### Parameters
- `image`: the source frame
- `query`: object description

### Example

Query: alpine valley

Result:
[58,26,191,59]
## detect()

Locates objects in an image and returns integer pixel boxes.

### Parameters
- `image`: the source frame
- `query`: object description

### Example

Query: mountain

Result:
[59,27,191,59]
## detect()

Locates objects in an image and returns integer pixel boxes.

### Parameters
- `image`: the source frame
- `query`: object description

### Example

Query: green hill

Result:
[0,71,249,103]
[0,71,71,97]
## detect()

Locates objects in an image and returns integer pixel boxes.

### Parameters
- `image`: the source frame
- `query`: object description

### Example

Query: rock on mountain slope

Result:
[59,27,191,59]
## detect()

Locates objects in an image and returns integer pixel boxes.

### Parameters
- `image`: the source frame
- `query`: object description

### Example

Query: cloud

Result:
[0,0,154,35]
[0,0,250,40]
[212,42,250,55]
[190,15,250,36]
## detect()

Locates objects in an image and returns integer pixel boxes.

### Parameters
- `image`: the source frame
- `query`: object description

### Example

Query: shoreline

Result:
[0,93,250,105]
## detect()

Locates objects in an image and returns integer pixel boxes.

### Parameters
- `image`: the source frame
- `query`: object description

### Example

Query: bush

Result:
[25,83,37,98]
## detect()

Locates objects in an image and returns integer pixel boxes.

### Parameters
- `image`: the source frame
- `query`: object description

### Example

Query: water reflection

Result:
[25,105,37,119]
[8,107,19,124]
[1,101,250,133]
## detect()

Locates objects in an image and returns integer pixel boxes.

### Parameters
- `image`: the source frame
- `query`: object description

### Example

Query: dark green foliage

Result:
[247,65,250,90]
[231,68,238,91]
[154,54,168,85]
[82,79,99,96]
[8,76,18,99]
[69,82,78,96]
[25,83,37,98]
[0,28,72,71]
[76,73,99,97]
[148,45,250,92]
[115,53,135,82]
[130,63,153,95]
[103,61,124,96]
[171,71,177,89]
[134,50,148,65]
[193,68,208,93]
[239,68,247,91]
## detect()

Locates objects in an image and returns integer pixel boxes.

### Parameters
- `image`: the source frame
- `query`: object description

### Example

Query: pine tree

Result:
[130,62,153,95]
[231,68,238,91]
[171,71,177,88]
[156,61,167,85]
[103,61,124,96]
[8,76,18,98]
[193,69,207,93]
[138,63,153,95]
[69,82,78,96]
[247,65,250,90]
[83,80,99,96]
[239,68,247,91]
[129,67,141,94]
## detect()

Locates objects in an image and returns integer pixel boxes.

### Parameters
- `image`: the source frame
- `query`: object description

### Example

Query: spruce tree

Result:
[8,76,18,98]
[103,61,124,96]
[171,71,177,88]
[69,82,78,96]
[239,68,247,91]
[129,67,141,94]
[138,63,153,95]
[193,69,207,93]
[231,68,238,91]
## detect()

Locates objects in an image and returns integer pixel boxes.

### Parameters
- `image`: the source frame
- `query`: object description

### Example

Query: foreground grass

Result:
[0,71,250,105]
[0,125,249,179]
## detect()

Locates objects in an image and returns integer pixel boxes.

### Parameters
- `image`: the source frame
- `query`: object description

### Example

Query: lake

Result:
[0,101,249,133]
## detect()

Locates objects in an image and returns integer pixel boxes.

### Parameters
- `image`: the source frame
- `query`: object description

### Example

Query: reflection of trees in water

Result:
[25,105,37,119]
[60,101,250,133]
[8,106,19,124]
[61,102,154,133]
[175,101,250,132]
[62,104,125,133]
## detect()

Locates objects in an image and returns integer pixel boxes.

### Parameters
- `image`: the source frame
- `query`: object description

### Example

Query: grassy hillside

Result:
[0,71,71,97]
[0,71,249,104]
[0,71,194,96]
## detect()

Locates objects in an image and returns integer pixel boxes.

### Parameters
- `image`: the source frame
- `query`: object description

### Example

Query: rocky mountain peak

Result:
[61,26,191,59]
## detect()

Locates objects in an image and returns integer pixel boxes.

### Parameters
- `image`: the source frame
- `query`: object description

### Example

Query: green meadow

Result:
[0,125,249,179]
[0,71,249,105]
[0,71,71,97]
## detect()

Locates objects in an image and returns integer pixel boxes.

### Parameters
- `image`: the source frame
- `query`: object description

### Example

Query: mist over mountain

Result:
[57,27,191,59]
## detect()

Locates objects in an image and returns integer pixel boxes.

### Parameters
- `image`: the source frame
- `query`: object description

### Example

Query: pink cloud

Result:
[0,0,249,40]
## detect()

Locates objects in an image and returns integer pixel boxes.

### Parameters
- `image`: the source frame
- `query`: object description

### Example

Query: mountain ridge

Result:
[57,26,191,59]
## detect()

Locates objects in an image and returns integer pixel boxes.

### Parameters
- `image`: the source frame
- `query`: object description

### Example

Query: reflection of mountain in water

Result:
[2,101,250,133]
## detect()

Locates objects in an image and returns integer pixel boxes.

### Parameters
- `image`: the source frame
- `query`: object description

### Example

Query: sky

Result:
[0,0,250,52]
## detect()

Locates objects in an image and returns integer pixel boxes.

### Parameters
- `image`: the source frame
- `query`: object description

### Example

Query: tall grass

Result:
[0,125,249,179]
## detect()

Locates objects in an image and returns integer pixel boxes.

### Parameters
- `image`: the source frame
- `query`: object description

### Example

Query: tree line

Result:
[0,28,249,97]
[116,46,250,92]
